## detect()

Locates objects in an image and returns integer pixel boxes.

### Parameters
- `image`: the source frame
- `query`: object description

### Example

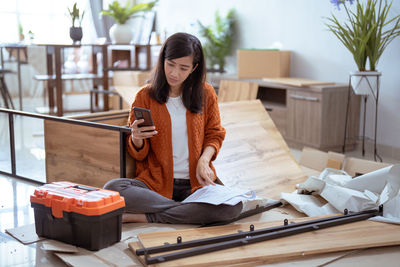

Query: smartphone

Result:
[133,107,154,129]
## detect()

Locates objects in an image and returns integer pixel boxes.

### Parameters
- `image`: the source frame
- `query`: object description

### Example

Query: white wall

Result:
[155,0,400,148]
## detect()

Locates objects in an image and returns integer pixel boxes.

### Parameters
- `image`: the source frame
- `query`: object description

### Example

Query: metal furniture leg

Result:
[362,96,367,156]
[342,75,352,153]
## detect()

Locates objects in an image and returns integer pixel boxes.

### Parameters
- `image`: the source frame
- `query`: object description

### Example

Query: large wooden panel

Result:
[218,100,305,199]
[214,122,304,199]
[113,85,141,108]
[218,80,259,103]
[131,216,400,267]
[44,111,135,188]
[110,70,150,110]
[219,100,289,153]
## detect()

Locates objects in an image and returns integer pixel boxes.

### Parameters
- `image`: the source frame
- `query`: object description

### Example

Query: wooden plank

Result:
[219,99,289,152]
[114,85,141,107]
[112,70,151,87]
[218,80,259,103]
[44,113,135,188]
[130,217,400,267]
[214,121,305,199]
[263,77,335,87]
[218,100,305,198]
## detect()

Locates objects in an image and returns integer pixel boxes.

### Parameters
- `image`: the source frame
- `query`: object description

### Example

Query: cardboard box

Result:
[299,147,390,177]
[237,49,291,79]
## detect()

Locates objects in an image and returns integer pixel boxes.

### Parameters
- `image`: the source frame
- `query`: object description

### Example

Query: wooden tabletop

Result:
[217,100,306,199]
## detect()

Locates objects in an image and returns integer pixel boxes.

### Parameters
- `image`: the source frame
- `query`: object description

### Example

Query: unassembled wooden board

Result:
[217,100,306,199]
[262,77,335,87]
[130,217,400,267]
[217,80,259,103]
[219,99,290,152]
[44,110,135,188]
[114,85,141,107]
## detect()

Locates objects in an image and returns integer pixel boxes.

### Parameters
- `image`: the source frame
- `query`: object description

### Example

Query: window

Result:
[0,0,96,44]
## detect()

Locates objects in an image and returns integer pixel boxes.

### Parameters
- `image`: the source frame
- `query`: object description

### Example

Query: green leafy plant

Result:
[325,0,400,71]
[68,2,85,27]
[101,0,157,25]
[198,9,236,72]
[18,22,24,41]
[18,23,23,35]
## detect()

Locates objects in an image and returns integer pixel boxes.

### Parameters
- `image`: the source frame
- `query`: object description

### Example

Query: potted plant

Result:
[68,2,85,43]
[198,9,236,73]
[325,0,400,94]
[18,23,24,41]
[101,0,157,44]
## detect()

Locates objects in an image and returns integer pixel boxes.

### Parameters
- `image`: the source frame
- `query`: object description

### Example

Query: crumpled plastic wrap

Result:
[281,165,400,224]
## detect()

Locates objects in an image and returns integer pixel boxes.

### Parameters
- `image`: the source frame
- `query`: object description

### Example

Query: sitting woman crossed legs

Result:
[104,32,242,225]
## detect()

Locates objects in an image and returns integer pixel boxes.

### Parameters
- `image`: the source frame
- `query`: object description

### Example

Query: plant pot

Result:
[109,23,133,44]
[70,27,83,43]
[350,71,381,96]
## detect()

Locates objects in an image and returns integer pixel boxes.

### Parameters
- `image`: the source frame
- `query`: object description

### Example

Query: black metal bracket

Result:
[137,206,383,265]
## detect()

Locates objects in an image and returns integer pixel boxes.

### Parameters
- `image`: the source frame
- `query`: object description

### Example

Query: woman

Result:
[104,32,242,225]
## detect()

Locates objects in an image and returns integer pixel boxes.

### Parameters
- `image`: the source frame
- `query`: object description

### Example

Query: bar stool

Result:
[0,68,15,109]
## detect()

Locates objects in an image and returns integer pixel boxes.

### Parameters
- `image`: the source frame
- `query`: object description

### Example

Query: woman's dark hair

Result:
[149,32,206,113]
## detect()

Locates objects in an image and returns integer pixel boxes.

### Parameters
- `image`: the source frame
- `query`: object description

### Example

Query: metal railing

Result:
[0,107,131,184]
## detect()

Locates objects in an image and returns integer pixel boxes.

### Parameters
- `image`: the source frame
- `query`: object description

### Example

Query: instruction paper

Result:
[182,184,256,205]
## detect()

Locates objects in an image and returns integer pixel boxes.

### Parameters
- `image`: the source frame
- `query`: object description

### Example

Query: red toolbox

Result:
[30,181,125,251]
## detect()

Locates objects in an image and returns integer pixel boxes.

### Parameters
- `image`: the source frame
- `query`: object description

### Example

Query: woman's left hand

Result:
[196,157,216,186]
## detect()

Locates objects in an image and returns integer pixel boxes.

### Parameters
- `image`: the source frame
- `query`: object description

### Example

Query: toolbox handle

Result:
[72,185,99,192]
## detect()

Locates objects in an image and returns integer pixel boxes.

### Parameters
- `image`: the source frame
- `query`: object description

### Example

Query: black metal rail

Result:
[0,107,131,182]
[139,207,382,265]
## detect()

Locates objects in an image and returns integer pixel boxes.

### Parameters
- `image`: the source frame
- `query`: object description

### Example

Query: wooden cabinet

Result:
[286,90,323,146]
[209,74,361,151]
[284,86,360,151]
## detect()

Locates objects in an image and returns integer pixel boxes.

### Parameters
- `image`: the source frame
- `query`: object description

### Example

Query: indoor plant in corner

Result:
[101,0,157,44]
[198,9,236,73]
[68,2,85,43]
[325,0,400,95]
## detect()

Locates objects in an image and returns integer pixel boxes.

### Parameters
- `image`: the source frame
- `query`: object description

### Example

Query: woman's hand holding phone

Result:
[130,119,158,149]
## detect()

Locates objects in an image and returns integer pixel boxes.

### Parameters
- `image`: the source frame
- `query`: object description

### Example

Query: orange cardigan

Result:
[126,82,226,199]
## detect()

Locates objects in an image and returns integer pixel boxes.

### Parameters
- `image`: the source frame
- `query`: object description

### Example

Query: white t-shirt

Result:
[166,96,190,179]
